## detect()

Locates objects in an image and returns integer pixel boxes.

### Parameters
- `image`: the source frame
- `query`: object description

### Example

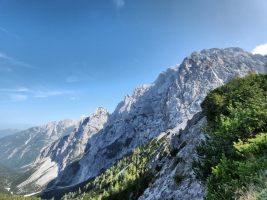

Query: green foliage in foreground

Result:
[62,135,168,200]
[0,193,40,200]
[194,74,267,200]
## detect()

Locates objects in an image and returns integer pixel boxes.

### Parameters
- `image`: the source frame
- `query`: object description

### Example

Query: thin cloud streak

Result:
[0,87,75,100]
[0,87,30,92]
[0,52,35,70]
[33,90,72,98]
[0,93,28,102]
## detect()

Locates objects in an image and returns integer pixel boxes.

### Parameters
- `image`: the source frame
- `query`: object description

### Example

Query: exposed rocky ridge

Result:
[17,108,109,193]
[50,47,266,190]
[0,119,78,170]
[139,113,206,200]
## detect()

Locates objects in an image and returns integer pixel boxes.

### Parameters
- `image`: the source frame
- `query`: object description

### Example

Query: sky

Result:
[0,0,266,129]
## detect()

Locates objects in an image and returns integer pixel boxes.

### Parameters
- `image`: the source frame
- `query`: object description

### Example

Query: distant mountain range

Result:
[17,108,109,193]
[0,47,266,199]
[0,119,78,170]
[0,129,20,139]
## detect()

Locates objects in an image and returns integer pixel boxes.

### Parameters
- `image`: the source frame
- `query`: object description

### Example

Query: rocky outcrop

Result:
[51,47,266,189]
[139,113,206,200]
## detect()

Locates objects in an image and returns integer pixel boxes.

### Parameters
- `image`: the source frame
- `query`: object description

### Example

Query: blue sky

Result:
[0,0,266,129]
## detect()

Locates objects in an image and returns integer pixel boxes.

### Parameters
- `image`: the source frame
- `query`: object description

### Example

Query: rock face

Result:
[0,119,78,170]
[139,113,206,200]
[51,47,266,189]
[17,108,109,192]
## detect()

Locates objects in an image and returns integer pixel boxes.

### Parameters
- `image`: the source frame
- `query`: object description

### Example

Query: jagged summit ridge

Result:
[50,47,266,188]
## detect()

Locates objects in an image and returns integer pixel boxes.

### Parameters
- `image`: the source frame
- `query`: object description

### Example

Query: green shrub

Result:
[173,174,184,185]
[194,74,267,200]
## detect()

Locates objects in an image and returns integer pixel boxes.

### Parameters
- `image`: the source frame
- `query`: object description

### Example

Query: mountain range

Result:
[0,47,266,200]
[0,129,19,139]
[0,119,78,170]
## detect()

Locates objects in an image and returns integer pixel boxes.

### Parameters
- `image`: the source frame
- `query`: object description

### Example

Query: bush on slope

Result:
[194,74,267,200]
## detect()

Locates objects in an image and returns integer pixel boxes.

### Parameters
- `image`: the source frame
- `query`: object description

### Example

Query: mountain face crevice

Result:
[48,47,266,190]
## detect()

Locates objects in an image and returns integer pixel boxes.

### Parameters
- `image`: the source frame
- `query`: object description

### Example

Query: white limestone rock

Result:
[53,47,266,189]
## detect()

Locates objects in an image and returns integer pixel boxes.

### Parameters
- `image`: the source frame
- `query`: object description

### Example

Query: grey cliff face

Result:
[52,47,266,188]
[17,107,109,192]
[139,113,206,200]
[39,107,109,166]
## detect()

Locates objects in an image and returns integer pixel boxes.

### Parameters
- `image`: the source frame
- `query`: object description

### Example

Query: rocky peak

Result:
[51,48,266,188]
[90,107,109,124]
[94,107,109,115]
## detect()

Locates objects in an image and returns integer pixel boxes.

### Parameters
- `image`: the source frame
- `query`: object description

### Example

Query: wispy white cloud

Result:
[0,92,28,102]
[0,52,35,71]
[113,0,125,9]
[252,43,267,55]
[0,87,30,93]
[33,90,71,98]
[0,87,74,101]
